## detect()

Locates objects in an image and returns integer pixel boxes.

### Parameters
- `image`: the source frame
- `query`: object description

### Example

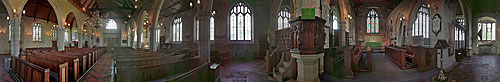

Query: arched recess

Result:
[454,0,468,56]
[65,12,78,47]
[0,0,11,54]
[475,16,497,54]
[136,10,149,48]
[396,12,407,46]
[22,0,58,49]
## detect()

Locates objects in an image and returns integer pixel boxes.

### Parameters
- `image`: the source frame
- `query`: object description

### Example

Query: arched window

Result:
[478,17,496,41]
[51,25,57,41]
[33,23,42,41]
[412,4,430,38]
[210,16,215,40]
[172,17,182,41]
[278,8,290,30]
[455,18,465,49]
[106,19,117,29]
[367,9,379,33]
[64,29,69,43]
[229,2,252,41]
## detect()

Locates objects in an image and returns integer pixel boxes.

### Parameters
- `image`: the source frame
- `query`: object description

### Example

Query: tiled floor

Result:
[219,59,277,82]
[81,51,113,82]
[445,55,500,82]
[330,53,440,82]
[0,55,13,82]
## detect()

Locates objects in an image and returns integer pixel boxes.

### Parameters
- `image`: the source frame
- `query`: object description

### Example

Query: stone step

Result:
[279,65,287,73]
[273,71,283,82]
[282,61,290,67]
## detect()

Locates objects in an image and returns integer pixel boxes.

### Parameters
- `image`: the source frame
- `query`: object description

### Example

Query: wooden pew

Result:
[37,51,81,81]
[58,50,91,72]
[385,47,407,70]
[408,46,437,72]
[11,56,50,82]
[25,55,68,82]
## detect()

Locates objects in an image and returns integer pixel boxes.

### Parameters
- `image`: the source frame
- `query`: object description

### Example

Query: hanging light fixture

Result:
[6,16,9,20]
[189,2,193,7]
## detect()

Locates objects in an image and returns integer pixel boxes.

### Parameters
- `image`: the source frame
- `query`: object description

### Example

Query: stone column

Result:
[78,32,83,48]
[10,16,21,57]
[57,27,65,51]
[137,23,142,49]
[149,26,157,51]
[198,13,210,62]
[128,25,132,47]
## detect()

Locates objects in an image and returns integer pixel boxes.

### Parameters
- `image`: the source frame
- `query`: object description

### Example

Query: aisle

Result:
[81,51,114,82]
[332,53,439,82]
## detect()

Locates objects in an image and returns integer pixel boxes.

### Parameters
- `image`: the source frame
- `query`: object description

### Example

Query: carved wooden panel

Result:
[289,17,326,54]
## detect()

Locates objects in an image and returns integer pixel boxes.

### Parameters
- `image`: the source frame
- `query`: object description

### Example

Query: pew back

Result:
[11,56,50,82]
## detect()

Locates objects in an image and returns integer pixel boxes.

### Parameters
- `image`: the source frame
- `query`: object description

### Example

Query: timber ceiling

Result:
[24,0,57,23]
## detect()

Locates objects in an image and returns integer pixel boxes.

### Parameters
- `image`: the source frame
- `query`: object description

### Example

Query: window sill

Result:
[229,40,254,44]
[172,41,183,44]
[194,40,215,44]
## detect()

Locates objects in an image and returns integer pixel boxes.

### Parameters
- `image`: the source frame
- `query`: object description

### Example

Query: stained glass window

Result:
[367,9,379,33]
[229,2,252,40]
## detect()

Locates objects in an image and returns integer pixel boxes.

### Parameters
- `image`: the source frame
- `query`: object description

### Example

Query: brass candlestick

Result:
[437,49,447,81]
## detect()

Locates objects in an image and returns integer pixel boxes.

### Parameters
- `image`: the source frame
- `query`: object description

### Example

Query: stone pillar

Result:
[132,30,137,49]
[78,32,83,48]
[10,17,21,57]
[128,25,132,47]
[150,26,157,51]
[292,53,323,82]
[198,13,210,62]
[137,24,142,49]
[57,27,66,51]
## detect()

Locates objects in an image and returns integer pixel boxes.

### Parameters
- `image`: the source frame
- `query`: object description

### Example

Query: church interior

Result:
[0,0,499,82]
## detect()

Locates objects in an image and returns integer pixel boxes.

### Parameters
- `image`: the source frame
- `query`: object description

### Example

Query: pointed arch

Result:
[229,2,253,41]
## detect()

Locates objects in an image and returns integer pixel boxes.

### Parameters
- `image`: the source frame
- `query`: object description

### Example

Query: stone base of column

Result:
[292,53,324,82]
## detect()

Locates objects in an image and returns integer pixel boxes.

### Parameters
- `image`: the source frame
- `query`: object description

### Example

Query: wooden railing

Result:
[10,56,50,82]
[265,48,282,74]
